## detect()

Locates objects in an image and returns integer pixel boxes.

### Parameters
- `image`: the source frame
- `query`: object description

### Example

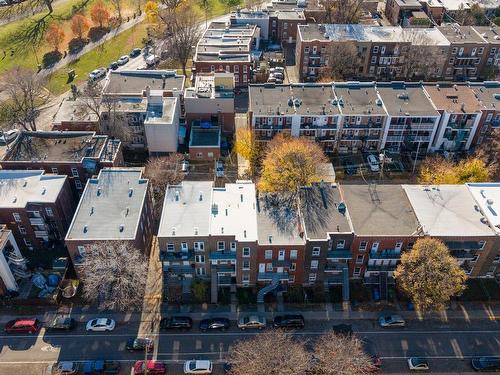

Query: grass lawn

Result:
[46,22,147,94]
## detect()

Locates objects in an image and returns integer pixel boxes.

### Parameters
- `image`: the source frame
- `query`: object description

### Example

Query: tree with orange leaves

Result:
[71,14,91,39]
[45,23,65,51]
[90,1,111,28]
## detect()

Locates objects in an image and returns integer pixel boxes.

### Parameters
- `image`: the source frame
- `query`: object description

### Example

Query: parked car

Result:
[184,360,213,374]
[117,55,129,65]
[160,316,193,330]
[52,361,79,375]
[4,318,40,334]
[237,315,266,330]
[82,360,120,374]
[199,317,230,332]
[342,158,357,175]
[46,317,76,331]
[109,62,119,70]
[367,154,380,172]
[273,314,305,329]
[0,129,19,145]
[88,67,106,81]
[471,356,500,371]
[133,360,166,375]
[126,337,153,352]
[407,357,429,371]
[130,48,142,57]
[86,318,115,332]
[215,160,224,177]
[378,314,405,328]
[145,54,160,66]
[181,160,190,173]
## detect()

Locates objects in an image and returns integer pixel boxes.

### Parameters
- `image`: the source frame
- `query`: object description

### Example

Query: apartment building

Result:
[0,171,75,251]
[65,168,154,269]
[193,22,260,87]
[101,70,185,152]
[385,0,424,26]
[52,98,99,132]
[296,24,449,82]
[158,181,259,297]
[472,26,500,77]
[188,125,221,160]
[341,184,421,297]
[0,131,123,197]
[377,82,441,156]
[184,73,235,134]
[469,82,500,146]
[403,184,498,277]
[424,83,482,153]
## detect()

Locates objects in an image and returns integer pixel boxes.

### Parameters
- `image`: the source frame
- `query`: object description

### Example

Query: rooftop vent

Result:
[41,186,46,195]
[97,187,102,196]
[487,199,494,205]
[12,196,17,203]
[22,179,28,187]
[119,224,124,232]
[90,206,94,215]
[126,207,130,216]
[194,227,199,235]
[268,235,272,244]
[375,98,383,106]
[199,191,203,201]
[83,225,88,233]
[128,188,133,197]
[244,230,247,238]
[338,202,346,215]
[172,227,176,235]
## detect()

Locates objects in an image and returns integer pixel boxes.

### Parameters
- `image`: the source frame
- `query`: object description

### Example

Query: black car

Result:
[342,158,357,175]
[129,48,142,58]
[109,61,119,70]
[471,357,500,371]
[126,337,153,352]
[199,318,230,332]
[160,316,193,330]
[46,317,77,331]
[273,314,305,329]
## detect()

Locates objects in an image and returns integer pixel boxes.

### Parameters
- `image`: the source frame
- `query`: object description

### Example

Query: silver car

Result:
[237,315,266,330]
[378,314,405,328]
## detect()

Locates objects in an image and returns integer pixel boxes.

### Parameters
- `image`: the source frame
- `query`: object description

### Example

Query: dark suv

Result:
[160,316,193,331]
[273,315,305,329]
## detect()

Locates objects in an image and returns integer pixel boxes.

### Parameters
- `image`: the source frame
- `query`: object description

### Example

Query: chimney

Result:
[162,75,166,90]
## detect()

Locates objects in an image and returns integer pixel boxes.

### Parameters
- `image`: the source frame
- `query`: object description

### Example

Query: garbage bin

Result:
[68,69,75,81]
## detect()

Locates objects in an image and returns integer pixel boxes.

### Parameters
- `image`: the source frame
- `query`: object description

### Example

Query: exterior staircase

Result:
[257,274,281,303]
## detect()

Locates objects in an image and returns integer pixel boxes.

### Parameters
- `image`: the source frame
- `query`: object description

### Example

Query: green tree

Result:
[191,279,209,303]
[394,238,467,311]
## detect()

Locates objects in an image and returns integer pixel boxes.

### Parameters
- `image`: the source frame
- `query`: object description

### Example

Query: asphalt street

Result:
[0,317,498,374]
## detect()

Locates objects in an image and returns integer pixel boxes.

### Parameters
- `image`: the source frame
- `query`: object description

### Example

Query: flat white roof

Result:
[0,170,66,208]
[403,184,494,237]
[466,183,500,235]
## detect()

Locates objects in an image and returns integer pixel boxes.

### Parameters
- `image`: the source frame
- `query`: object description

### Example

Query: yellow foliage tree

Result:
[144,1,159,23]
[258,134,328,193]
[418,156,490,185]
[394,238,467,312]
[234,128,261,177]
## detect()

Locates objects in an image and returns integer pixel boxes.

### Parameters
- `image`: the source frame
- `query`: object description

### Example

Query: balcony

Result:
[301,123,337,130]
[324,263,348,272]
[214,264,236,275]
[366,264,397,272]
[317,135,337,141]
[327,250,352,260]
[407,135,431,142]
[452,251,478,261]
[160,250,194,262]
[29,218,45,226]
[272,260,291,268]
[163,263,195,275]
[34,230,48,238]
[369,249,401,259]
[343,123,383,129]
[258,272,289,281]
[218,275,233,286]
[364,275,395,285]
[446,241,484,251]
[209,251,237,261]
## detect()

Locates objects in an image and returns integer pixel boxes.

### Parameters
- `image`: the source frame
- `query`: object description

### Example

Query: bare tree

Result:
[474,128,500,179]
[109,0,123,22]
[159,0,184,10]
[401,33,446,81]
[159,4,203,76]
[244,0,264,11]
[0,67,47,132]
[321,0,365,24]
[229,330,311,375]
[144,155,185,222]
[0,0,54,19]
[79,241,149,311]
[312,332,376,375]
[320,42,359,80]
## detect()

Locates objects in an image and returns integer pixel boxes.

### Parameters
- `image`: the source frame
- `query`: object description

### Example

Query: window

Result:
[373,46,379,53]
[181,242,188,251]
[230,242,237,251]
[194,242,204,251]
[290,262,296,271]
[225,65,230,72]
[380,46,386,55]
[371,242,379,251]
[45,207,54,217]
[312,247,321,256]
[196,267,206,276]
[471,254,479,262]
[243,247,250,257]
[312,46,317,54]
[284,22,288,29]
[243,273,250,282]
[167,243,174,252]
[243,65,248,73]
[309,273,317,282]
[452,47,457,54]
[18,225,26,235]
[478,240,485,249]
[359,241,367,251]
[448,58,455,64]
[12,213,21,222]
[371,56,377,64]
[234,75,239,83]
[304,46,310,53]
[478,47,484,55]
[266,263,273,271]
[71,168,79,177]
[311,260,319,269]
[51,168,58,174]
[195,255,205,263]
[493,254,500,263]
[234,65,239,73]
[471,47,477,56]
[356,255,364,264]
[336,240,345,249]
[290,249,298,259]
[242,260,250,270]
[243,74,248,83]
[278,249,285,260]
[75,179,82,190]
[265,249,273,259]
[24,239,32,247]
[289,275,295,283]
[353,267,361,276]
[77,246,86,257]
[395,242,403,251]
[458,47,464,56]
[218,241,225,251]
[207,152,214,158]
[210,65,215,72]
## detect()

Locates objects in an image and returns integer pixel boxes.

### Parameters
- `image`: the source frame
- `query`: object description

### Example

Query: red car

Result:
[4,318,40,334]
[133,360,166,375]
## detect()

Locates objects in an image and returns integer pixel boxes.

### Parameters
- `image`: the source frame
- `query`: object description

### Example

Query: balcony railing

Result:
[324,263,349,272]
[343,123,383,129]
[272,260,291,268]
[34,230,48,238]
[369,249,401,259]
[214,264,236,274]
[162,263,195,275]
[366,264,397,272]
[257,272,289,281]
[326,250,352,260]
[209,251,237,261]
[29,218,45,226]
[161,250,194,261]
[446,241,484,251]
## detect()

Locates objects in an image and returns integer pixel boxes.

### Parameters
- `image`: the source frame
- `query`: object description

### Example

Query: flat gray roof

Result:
[333,84,387,116]
[291,84,341,116]
[53,98,99,125]
[249,85,296,116]
[66,168,148,240]
[376,83,440,117]
[473,26,500,45]
[469,83,500,111]
[341,184,420,236]
[299,184,352,240]
[158,181,213,238]
[257,193,305,245]
[103,70,185,95]
[403,184,493,237]
[438,25,487,44]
